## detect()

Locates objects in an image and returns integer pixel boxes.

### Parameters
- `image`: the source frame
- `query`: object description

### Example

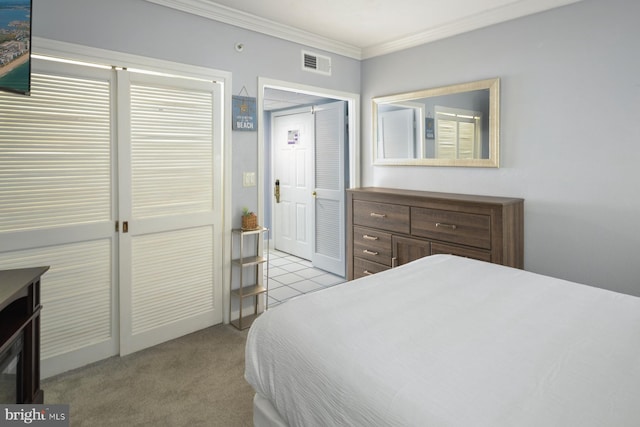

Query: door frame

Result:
[257,78,360,266]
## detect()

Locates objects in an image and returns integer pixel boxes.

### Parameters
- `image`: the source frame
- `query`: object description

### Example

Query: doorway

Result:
[258,78,360,280]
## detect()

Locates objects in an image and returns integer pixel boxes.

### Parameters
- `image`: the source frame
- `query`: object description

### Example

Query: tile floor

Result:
[264,248,345,308]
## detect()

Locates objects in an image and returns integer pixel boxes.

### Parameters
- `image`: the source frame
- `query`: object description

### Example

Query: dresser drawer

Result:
[431,242,491,263]
[354,257,390,279]
[354,226,392,266]
[353,200,410,234]
[411,207,491,249]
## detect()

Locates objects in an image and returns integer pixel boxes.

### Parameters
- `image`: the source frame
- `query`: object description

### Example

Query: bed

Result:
[245,255,640,426]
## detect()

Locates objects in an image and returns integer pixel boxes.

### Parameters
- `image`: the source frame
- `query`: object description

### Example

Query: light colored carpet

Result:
[42,324,254,426]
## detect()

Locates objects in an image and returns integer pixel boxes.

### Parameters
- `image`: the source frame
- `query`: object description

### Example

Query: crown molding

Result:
[362,0,583,59]
[145,0,582,61]
[144,0,363,59]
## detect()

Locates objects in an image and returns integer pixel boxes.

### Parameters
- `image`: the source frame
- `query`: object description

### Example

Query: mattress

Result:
[245,255,640,426]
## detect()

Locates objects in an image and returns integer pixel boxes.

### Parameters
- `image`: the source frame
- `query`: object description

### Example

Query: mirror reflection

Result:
[373,78,500,167]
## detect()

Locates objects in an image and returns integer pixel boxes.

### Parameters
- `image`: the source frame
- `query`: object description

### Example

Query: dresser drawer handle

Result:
[363,249,379,256]
[363,270,374,276]
[370,212,387,218]
[436,222,458,230]
[363,234,379,241]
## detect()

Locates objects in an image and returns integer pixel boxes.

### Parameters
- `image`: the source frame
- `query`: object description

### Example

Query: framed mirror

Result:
[373,78,500,167]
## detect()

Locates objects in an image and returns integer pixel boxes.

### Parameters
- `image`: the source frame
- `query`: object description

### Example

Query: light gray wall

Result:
[30,0,640,296]
[362,0,640,296]
[32,0,361,229]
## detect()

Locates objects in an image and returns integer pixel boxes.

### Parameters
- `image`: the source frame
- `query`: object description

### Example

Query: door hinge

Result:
[115,221,119,232]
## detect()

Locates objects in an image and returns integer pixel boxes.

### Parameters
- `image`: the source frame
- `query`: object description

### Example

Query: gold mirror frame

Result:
[372,78,500,167]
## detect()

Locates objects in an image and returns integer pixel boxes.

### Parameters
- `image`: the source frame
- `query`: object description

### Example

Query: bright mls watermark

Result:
[0,405,69,426]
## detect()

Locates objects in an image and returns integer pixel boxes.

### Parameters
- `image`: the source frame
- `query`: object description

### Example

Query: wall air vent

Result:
[302,50,331,76]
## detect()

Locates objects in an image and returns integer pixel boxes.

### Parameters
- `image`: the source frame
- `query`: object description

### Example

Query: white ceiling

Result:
[146,0,582,59]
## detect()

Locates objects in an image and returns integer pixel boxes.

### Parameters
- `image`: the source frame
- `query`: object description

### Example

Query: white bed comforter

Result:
[245,255,640,426]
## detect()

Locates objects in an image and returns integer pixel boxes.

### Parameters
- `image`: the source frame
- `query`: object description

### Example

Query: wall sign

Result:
[425,117,435,139]
[232,95,256,131]
[288,129,299,144]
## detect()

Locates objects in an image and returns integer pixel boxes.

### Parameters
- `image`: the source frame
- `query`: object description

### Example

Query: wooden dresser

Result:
[347,188,523,280]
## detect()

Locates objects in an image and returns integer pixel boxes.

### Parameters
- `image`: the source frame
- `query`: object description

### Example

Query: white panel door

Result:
[117,71,223,355]
[312,101,346,276]
[272,109,314,259]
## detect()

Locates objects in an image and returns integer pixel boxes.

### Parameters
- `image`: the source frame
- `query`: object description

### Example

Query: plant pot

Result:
[242,214,257,230]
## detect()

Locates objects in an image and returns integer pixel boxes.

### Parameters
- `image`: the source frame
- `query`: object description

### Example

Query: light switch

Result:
[243,172,256,187]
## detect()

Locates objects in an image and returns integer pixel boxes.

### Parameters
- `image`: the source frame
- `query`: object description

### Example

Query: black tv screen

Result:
[0,0,32,95]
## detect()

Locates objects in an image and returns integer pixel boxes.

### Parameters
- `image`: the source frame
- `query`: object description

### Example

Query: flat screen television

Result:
[0,0,32,95]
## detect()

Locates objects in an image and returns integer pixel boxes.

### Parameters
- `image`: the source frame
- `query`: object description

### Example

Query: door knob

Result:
[312,191,317,198]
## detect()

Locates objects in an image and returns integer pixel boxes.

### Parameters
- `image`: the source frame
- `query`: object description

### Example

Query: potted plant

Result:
[241,207,258,230]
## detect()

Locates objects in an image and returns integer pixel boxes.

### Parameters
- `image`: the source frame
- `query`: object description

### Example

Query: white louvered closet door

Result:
[117,71,223,355]
[312,101,346,276]
[0,58,118,377]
